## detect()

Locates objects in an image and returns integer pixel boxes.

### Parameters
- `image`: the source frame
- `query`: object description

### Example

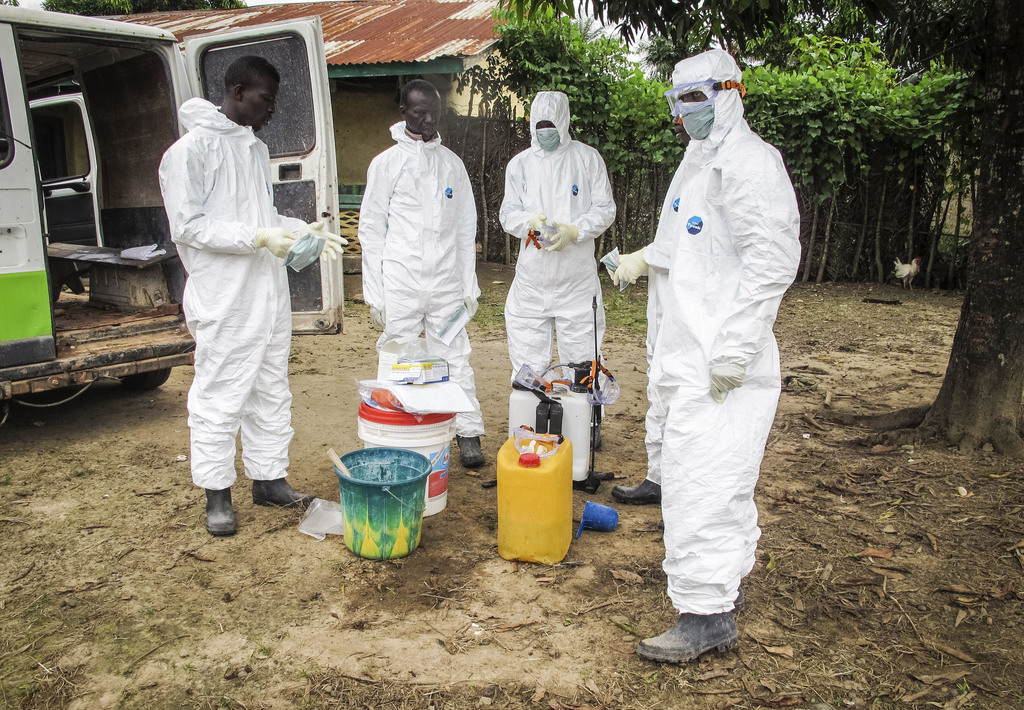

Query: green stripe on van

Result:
[0,270,52,341]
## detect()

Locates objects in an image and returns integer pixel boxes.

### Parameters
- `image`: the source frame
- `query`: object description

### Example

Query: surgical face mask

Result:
[536,127,560,152]
[284,233,326,272]
[682,105,716,140]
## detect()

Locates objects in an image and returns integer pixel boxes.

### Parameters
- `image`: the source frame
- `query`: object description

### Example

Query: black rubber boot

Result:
[205,488,237,536]
[636,612,738,663]
[252,478,315,508]
[456,435,485,468]
[733,585,745,613]
[611,478,662,505]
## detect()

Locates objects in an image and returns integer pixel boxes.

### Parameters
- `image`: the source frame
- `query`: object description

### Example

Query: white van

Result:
[0,6,341,404]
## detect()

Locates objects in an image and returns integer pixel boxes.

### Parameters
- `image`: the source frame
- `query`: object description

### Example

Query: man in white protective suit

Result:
[359,79,486,468]
[160,56,347,536]
[608,117,692,507]
[499,91,616,446]
[613,49,800,662]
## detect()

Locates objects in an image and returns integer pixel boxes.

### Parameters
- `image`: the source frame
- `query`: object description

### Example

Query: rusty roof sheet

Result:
[122,0,500,66]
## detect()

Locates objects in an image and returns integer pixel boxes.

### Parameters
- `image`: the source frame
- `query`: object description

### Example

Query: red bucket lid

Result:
[358,401,455,426]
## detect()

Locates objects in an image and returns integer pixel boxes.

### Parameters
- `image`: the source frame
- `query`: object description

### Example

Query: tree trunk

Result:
[946,190,963,288]
[873,182,887,283]
[480,117,490,264]
[801,200,820,283]
[815,199,835,284]
[922,0,1024,456]
[926,191,952,289]
[849,184,869,280]
[905,173,917,263]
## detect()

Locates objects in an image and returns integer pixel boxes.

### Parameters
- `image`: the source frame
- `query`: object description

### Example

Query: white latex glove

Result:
[254,227,296,259]
[710,364,746,403]
[308,221,349,246]
[301,221,348,260]
[464,296,479,319]
[544,223,578,252]
[527,213,548,232]
[370,306,386,328]
[612,249,649,285]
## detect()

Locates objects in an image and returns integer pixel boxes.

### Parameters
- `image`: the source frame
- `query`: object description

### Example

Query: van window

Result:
[198,34,315,159]
[0,61,13,169]
[32,101,90,182]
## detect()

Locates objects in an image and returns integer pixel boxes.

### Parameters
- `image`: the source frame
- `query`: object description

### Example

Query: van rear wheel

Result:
[121,368,172,391]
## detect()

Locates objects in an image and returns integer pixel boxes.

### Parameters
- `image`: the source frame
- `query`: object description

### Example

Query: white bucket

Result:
[357,403,457,516]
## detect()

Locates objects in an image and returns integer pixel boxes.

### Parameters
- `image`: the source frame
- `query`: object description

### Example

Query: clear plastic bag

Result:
[298,498,344,541]
[512,363,551,392]
[587,371,620,406]
[512,426,561,458]
[357,379,405,411]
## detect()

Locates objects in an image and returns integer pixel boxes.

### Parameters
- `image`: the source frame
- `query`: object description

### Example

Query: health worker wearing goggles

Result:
[611,48,802,664]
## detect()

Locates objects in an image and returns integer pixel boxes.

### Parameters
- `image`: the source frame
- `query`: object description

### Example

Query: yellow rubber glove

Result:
[254,228,296,258]
[544,223,578,251]
[710,364,746,403]
[527,213,548,232]
[464,296,479,319]
[612,249,649,285]
[308,221,348,246]
[370,306,386,329]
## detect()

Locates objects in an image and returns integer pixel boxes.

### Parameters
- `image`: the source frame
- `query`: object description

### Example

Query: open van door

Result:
[0,22,54,370]
[179,18,343,334]
[31,92,103,248]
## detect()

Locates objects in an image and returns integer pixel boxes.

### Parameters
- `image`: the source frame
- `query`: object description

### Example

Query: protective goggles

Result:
[665,80,747,118]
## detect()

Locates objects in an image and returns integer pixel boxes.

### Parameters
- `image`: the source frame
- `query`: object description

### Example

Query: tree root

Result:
[822,404,931,431]
[823,403,1024,459]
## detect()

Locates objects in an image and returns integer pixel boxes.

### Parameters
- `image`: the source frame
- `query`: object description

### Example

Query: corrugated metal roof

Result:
[122,0,500,67]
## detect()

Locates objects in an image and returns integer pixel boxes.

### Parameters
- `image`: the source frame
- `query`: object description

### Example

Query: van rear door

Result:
[31,93,102,247]
[0,21,53,371]
[180,18,343,334]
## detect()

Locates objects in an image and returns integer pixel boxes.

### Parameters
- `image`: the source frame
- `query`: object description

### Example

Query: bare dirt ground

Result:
[1,263,1022,709]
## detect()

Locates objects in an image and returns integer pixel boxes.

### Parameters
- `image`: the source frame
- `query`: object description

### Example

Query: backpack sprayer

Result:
[510,296,618,493]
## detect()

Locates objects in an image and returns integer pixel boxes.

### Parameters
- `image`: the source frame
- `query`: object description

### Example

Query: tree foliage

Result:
[41,0,243,14]
[460,10,682,174]
[744,35,973,203]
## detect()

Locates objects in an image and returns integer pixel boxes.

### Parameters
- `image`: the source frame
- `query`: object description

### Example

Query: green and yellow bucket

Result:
[336,448,430,560]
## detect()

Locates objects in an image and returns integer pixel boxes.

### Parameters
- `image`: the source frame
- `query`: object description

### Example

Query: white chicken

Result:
[894,257,922,289]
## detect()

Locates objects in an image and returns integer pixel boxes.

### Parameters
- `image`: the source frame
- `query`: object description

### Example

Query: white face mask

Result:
[682,105,716,140]
[536,127,561,152]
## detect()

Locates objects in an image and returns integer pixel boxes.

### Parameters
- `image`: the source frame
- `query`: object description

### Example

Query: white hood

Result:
[177,97,252,138]
[389,120,443,148]
[529,91,571,152]
[671,49,745,145]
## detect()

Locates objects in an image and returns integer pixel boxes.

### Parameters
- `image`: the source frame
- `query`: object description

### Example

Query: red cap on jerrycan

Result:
[518,453,541,467]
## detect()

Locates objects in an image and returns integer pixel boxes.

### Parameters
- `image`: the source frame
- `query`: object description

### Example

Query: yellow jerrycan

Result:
[497,428,573,564]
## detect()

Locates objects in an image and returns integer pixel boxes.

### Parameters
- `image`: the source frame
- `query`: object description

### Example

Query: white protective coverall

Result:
[639,162,689,486]
[159,98,306,490]
[499,92,616,377]
[359,122,484,436]
[652,50,801,615]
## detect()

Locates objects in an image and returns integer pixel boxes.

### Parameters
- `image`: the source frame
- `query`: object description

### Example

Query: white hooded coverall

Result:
[159,98,305,490]
[359,122,484,436]
[499,92,616,378]
[639,161,689,486]
[652,50,801,615]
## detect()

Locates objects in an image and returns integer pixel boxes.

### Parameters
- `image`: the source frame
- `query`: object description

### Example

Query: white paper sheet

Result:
[389,381,474,413]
